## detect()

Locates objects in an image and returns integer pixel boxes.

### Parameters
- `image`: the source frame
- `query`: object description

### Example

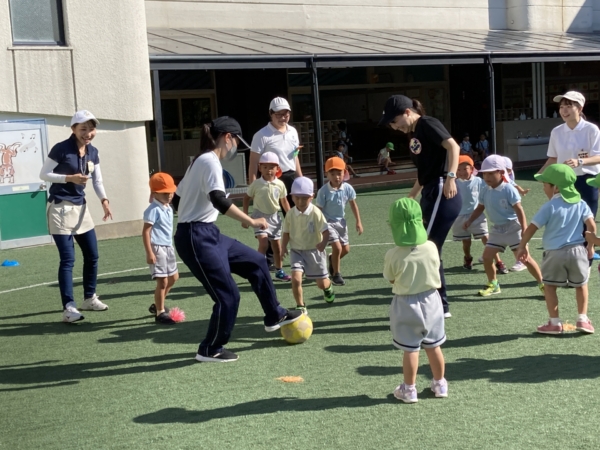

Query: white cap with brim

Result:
[269,97,291,113]
[479,154,506,173]
[553,91,586,108]
[259,152,280,165]
[71,110,99,126]
[290,176,314,196]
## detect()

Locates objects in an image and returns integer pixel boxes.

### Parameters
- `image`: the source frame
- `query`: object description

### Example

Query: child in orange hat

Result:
[143,172,180,324]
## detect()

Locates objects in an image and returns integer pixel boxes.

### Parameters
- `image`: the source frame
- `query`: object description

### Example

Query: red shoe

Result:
[537,321,563,335]
[387,170,396,175]
[576,319,595,334]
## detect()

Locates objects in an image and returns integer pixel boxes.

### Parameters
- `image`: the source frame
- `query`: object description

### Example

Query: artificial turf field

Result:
[1,171,600,449]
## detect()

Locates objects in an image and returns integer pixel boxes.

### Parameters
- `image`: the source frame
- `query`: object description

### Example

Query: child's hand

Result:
[316,241,327,253]
[356,221,364,235]
[522,188,530,196]
[587,244,595,260]
[463,220,471,230]
[146,253,156,265]
[241,222,249,229]
[251,217,268,230]
[585,231,597,244]
[516,247,528,263]
[281,247,289,260]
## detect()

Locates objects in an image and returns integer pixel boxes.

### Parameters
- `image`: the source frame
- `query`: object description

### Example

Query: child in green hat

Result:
[384,198,447,403]
[517,164,596,335]
[378,142,396,175]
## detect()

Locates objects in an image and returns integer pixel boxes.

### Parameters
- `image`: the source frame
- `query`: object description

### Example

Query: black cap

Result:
[378,95,413,127]
[211,116,250,149]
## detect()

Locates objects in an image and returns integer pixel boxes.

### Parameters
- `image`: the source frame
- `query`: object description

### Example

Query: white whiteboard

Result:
[0,129,43,186]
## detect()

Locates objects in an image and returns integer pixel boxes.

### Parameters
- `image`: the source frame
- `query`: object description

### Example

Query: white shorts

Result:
[541,244,589,287]
[390,289,446,352]
[150,244,178,279]
[290,249,328,279]
[452,214,488,241]
[252,210,282,240]
[486,220,522,252]
[327,219,349,246]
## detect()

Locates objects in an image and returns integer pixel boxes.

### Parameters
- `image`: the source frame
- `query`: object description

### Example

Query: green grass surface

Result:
[1,172,599,449]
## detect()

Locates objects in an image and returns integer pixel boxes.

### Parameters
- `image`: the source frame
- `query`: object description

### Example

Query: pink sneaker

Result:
[576,319,595,334]
[536,321,563,335]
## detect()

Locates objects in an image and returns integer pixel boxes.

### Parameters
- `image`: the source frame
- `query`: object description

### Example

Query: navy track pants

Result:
[175,222,287,356]
[420,177,462,314]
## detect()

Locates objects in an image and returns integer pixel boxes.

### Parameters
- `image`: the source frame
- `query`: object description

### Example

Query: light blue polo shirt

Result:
[457,175,485,216]
[531,194,593,251]
[143,199,174,246]
[478,182,521,225]
[315,182,356,221]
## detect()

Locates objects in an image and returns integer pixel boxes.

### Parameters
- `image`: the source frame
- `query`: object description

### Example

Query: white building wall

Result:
[507,0,594,32]
[0,0,154,239]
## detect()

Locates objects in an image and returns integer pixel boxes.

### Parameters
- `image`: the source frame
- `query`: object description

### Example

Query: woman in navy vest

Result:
[40,110,112,323]
[379,95,461,318]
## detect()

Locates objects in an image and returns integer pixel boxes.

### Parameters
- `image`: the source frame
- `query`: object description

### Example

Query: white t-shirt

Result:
[547,119,600,176]
[251,123,300,173]
[176,152,224,223]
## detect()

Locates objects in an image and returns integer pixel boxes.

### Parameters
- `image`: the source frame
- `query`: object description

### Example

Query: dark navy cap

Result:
[211,116,250,149]
[378,95,413,127]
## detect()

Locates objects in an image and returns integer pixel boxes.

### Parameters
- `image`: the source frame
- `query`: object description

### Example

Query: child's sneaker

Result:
[275,269,291,282]
[393,383,418,403]
[510,261,527,271]
[495,262,509,274]
[332,273,346,286]
[155,312,176,325]
[387,169,397,175]
[62,302,84,323]
[576,319,595,334]
[478,280,501,297]
[149,304,170,315]
[80,294,108,311]
[295,306,308,315]
[430,378,448,398]
[323,286,335,303]
[537,320,563,335]
[463,256,473,270]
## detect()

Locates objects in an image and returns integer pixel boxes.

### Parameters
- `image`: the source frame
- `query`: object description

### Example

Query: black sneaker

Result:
[332,273,346,286]
[264,309,303,332]
[195,349,239,363]
[268,264,277,273]
[149,304,170,315]
[328,254,334,277]
[155,312,175,325]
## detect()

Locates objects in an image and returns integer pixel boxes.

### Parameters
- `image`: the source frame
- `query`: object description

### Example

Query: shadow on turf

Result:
[357,353,600,383]
[133,396,393,424]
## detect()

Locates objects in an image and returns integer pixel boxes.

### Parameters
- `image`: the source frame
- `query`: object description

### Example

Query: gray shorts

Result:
[452,214,488,241]
[486,220,522,252]
[150,244,178,279]
[542,244,589,287]
[252,210,282,240]
[290,249,328,279]
[390,289,446,352]
[327,218,349,246]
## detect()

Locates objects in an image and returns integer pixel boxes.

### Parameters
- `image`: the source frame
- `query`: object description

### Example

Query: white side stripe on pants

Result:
[426,177,444,236]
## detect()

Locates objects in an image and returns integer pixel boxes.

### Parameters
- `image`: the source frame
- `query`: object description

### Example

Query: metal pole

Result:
[310,58,324,189]
[532,63,538,119]
[152,70,166,172]
[487,56,497,154]
[540,62,546,118]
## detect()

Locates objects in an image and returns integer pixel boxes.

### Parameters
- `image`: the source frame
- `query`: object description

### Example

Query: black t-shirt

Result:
[408,116,451,186]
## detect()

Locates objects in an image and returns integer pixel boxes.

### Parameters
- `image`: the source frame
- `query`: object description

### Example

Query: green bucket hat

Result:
[534,164,580,203]
[586,173,600,188]
[389,198,428,246]
[386,142,395,150]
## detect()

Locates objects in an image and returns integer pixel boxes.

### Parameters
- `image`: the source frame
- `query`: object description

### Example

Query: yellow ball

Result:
[280,314,313,344]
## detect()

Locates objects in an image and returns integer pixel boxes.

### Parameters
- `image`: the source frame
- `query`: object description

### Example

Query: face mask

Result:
[224,136,238,161]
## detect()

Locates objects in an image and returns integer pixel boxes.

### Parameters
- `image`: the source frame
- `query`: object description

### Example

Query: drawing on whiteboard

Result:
[0,143,22,184]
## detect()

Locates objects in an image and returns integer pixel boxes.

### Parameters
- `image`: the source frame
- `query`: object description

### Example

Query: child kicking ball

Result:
[282,177,335,313]
[316,156,363,286]
[385,198,448,403]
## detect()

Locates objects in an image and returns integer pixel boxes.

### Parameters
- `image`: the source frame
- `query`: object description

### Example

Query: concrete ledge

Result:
[94,219,143,240]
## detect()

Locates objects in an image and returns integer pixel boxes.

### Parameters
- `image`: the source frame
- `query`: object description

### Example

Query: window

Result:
[9,0,65,46]
[148,95,215,142]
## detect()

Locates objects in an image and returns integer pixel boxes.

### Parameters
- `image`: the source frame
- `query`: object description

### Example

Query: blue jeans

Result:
[53,229,99,308]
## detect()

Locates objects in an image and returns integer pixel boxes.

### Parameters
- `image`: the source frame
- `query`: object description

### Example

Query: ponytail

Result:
[192,123,222,163]
[410,99,426,116]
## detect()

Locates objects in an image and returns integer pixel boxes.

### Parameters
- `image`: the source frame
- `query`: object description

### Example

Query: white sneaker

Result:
[80,294,108,311]
[443,312,452,319]
[510,261,527,272]
[431,378,448,398]
[478,256,484,264]
[62,302,84,323]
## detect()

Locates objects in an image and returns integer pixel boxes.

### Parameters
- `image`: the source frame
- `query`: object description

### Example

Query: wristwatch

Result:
[447,172,457,178]
[578,158,584,167]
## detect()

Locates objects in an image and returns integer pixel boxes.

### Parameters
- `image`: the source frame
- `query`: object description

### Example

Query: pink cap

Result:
[259,152,280,165]
[479,154,506,173]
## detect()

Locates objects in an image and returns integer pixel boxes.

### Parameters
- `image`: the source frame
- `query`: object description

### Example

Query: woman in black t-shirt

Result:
[379,95,461,318]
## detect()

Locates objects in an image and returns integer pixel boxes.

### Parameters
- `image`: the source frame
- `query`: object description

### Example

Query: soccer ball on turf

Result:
[280,314,313,344]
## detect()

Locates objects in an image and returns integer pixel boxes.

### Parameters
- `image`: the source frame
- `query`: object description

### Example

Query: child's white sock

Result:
[577,314,589,322]
[549,317,562,326]
[405,383,416,389]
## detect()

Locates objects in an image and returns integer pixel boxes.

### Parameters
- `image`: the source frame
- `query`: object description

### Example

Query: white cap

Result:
[269,97,291,113]
[291,176,314,196]
[553,91,585,108]
[502,156,513,170]
[71,110,99,126]
[259,152,280,165]
[479,154,506,173]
